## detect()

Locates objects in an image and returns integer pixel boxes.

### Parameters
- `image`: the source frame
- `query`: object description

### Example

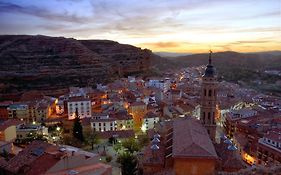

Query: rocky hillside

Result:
[80,40,151,76]
[0,35,152,100]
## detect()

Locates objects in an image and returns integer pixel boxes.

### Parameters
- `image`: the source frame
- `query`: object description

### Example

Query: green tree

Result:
[113,142,122,153]
[84,129,99,150]
[122,138,140,154]
[118,152,138,175]
[73,109,84,142]
[108,136,117,144]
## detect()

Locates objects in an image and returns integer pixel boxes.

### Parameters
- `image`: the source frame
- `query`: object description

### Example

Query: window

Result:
[204,89,207,96]
[203,112,205,123]
[99,123,101,126]
[209,90,212,97]
[103,123,106,126]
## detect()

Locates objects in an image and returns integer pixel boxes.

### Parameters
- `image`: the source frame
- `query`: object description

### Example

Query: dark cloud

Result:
[0,2,86,23]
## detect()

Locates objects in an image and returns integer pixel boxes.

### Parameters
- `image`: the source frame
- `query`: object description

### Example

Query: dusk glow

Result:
[0,0,280,53]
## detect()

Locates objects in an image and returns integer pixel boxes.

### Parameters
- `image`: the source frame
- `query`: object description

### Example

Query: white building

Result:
[228,108,257,121]
[90,114,117,132]
[141,112,160,132]
[146,78,170,93]
[67,97,91,120]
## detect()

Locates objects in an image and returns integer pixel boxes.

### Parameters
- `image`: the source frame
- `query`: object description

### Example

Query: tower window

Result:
[204,89,207,96]
[209,90,212,97]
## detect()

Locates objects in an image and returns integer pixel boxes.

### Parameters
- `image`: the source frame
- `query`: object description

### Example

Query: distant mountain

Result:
[247,50,281,56]
[154,52,192,57]
[0,35,152,99]
[163,51,281,70]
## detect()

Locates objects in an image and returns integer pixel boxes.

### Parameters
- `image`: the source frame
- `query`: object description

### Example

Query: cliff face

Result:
[80,40,151,75]
[0,35,151,99]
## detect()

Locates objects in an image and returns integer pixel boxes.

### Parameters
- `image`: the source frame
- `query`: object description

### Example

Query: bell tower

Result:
[200,50,217,142]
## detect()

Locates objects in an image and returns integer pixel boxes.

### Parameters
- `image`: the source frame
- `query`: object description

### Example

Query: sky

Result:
[0,0,280,53]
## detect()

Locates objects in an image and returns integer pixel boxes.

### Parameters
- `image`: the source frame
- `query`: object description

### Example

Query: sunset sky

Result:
[0,0,280,53]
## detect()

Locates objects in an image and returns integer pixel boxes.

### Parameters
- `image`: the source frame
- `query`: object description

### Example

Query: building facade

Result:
[67,97,91,120]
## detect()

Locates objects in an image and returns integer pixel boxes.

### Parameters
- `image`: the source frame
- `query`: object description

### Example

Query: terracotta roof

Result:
[144,112,159,119]
[4,141,58,174]
[68,96,90,102]
[25,152,60,175]
[97,130,134,139]
[172,117,218,158]
[45,162,112,175]
[130,101,146,106]
[264,129,281,142]
[0,101,13,107]
[0,119,24,131]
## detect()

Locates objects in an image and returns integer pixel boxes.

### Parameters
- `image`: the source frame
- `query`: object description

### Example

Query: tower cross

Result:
[209,50,212,65]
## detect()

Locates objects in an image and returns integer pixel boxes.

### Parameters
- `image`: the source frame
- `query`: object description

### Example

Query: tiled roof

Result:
[0,119,24,131]
[130,101,146,106]
[97,130,134,139]
[172,117,218,158]
[265,129,281,142]
[4,141,58,174]
[68,96,90,102]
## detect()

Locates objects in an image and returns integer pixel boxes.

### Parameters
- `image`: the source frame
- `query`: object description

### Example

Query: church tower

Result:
[200,50,217,142]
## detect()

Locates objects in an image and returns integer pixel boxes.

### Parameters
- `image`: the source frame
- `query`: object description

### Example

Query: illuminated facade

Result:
[67,97,91,120]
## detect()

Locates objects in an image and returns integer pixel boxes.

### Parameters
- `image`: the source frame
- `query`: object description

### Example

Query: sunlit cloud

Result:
[0,0,280,53]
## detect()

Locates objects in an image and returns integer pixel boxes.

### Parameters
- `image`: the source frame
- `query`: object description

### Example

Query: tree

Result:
[113,142,122,153]
[73,109,84,142]
[105,155,113,163]
[122,138,140,154]
[118,152,138,175]
[108,136,117,145]
[84,128,99,150]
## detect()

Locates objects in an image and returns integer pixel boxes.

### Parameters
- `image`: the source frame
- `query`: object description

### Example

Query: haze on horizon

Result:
[0,0,280,53]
